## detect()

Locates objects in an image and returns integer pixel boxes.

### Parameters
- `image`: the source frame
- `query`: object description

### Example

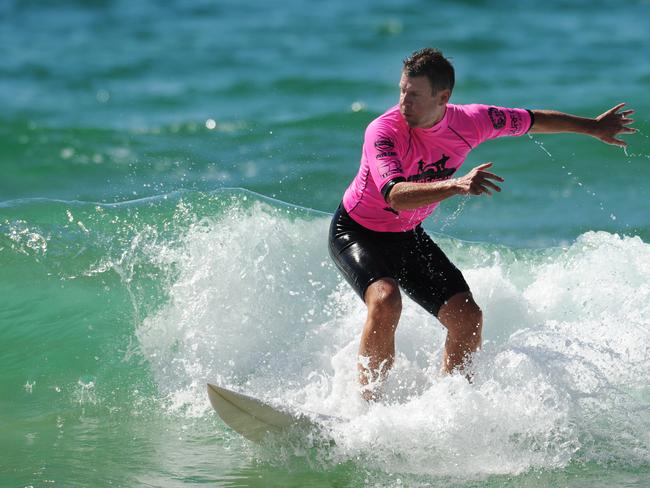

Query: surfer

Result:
[328,47,636,400]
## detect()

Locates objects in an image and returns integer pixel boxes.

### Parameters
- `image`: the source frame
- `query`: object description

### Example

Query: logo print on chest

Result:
[407,154,456,182]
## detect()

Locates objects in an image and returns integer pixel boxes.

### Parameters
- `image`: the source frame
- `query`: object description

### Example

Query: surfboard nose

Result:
[207,383,300,443]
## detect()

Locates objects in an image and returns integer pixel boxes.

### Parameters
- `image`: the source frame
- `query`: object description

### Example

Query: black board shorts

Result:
[328,204,469,317]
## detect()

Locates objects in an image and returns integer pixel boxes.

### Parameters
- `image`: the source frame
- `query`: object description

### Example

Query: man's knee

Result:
[438,292,483,341]
[364,279,402,323]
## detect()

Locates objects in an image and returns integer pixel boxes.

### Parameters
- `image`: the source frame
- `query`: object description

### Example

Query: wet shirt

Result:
[342,104,533,232]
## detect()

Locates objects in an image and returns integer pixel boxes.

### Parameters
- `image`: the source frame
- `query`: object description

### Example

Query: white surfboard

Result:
[207,383,322,443]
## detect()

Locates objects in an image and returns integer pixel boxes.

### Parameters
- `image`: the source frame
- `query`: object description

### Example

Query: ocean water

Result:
[1,0,650,486]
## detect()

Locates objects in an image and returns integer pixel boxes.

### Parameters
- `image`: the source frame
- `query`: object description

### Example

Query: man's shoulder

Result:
[447,103,489,119]
[445,103,493,134]
[367,105,407,134]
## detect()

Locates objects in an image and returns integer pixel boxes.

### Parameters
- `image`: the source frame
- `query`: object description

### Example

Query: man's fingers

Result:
[482,179,502,193]
[607,103,626,115]
[471,180,501,196]
[471,184,491,196]
[478,171,505,183]
[598,103,626,120]
[475,162,493,171]
[602,126,635,146]
[604,136,627,147]
[620,109,635,117]
[466,163,504,196]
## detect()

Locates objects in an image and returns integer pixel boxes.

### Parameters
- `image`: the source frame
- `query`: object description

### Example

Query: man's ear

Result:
[437,89,451,105]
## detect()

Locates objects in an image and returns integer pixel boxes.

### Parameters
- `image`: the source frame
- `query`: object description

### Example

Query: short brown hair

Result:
[403,48,455,95]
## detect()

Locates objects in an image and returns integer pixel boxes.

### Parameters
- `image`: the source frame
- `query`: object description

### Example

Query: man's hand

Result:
[592,103,636,147]
[455,162,504,196]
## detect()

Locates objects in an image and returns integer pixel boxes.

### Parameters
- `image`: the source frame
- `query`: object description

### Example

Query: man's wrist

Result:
[448,178,463,196]
[583,117,599,137]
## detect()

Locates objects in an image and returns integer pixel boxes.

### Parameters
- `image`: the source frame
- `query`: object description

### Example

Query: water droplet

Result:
[96,89,110,103]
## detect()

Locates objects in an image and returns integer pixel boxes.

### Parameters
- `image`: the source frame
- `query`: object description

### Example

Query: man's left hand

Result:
[592,103,637,147]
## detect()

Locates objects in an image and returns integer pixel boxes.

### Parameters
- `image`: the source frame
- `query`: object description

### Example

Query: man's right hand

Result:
[454,162,504,196]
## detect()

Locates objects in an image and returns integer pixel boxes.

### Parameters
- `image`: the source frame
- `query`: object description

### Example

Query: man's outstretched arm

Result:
[529,103,636,147]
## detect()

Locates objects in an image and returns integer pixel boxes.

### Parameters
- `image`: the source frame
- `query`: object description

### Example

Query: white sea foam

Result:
[135,197,650,477]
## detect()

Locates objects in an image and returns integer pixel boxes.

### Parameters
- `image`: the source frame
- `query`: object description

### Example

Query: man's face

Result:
[399,72,450,128]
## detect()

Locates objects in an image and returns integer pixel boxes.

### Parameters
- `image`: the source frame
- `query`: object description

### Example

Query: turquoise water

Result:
[2,0,650,486]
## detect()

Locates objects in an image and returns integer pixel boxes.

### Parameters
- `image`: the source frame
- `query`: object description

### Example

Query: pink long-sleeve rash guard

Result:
[342,104,533,232]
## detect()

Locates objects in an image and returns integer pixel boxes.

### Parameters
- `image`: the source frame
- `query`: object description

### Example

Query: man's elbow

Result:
[387,195,401,210]
[386,189,409,211]
[383,181,402,208]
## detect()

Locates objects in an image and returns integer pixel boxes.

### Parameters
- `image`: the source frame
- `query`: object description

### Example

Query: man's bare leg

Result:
[358,278,402,400]
[436,291,483,374]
